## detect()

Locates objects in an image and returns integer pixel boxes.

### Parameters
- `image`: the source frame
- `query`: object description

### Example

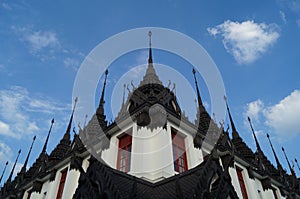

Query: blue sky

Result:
[0,0,300,182]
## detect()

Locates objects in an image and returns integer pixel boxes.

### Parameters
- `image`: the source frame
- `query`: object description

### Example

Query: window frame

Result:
[171,128,188,173]
[56,168,68,199]
[235,166,248,199]
[117,129,132,173]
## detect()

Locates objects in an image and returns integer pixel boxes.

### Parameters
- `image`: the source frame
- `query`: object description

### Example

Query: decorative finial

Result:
[248,116,262,152]
[282,147,295,176]
[224,95,236,134]
[20,135,36,174]
[148,31,152,47]
[7,149,21,182]
[192,68,203,107]
[295,158,300,171]
[122,84,126,107]
[266,133,283,172]
[148,31,153,64]
[42,118,55,154]
[83,114,88,127]
[0,161,9,184]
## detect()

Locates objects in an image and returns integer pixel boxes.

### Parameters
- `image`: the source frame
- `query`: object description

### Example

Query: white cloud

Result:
[11,26,60,54]
[246,99,264,121]
[297,19,300,27]
[207,20,280,64]
[2,3,12,10]
[63,57,80,71]
[280,11,287,24]
[0,142,13,164]
[0,86,69,139]
[263,90,300,137]
[26,31,59,52]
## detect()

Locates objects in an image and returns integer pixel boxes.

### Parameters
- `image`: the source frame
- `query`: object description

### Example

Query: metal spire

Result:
[282,147,296,176]
[139,31,162,86]
[122,84,126,107]
[0,161,8,184]
[148,31,153,64]
[20,136,36,174]
[65,97,78,137]
[295,159,300,171]
[224,96,239,138]
[266,133,284,172]
[42,118,55,154]
[248,117,262,152]
[192,68,204,108]
[99,70,108,108]
[7,149,21,182]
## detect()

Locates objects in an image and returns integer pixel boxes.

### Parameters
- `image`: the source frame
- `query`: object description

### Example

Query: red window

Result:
[272,188,278,199]
[117,133,132,173]
[26,191,32,199]
[236,167,248,199]
[56,168,68,199]
[172,129,187,173]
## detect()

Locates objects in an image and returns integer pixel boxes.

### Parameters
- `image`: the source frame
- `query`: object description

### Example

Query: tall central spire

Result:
[148,31,153,64]
[139,31,162,86]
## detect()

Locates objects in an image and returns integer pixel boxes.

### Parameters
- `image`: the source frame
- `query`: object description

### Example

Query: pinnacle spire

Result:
[139,31,162,86]
[99,70,108,108]
[65,97,78,139]
[295,159,300,171]
[282,147,296,176]
[224,96,240,139]
[248,117,262,152]
[0,161,8,184]
[7,149,21,182]
[148,31,153,64]
[96,70,108,128]
[192,68,203,109]
[42,118,55,154]
[20,136,36,174]
[266,133,284,172]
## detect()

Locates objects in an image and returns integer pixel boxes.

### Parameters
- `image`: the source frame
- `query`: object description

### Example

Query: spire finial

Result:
[282,147,295,176]
[42,118,54,154]
[20,136,36,174]
[99,70,108,107]
[0,161,8,184]
[295,158,300,171]
[224,96,238,135]
[122,84,126,107]
[248,117,262,152]
[148,31,153,64]
[266,133,284,172]
[7,149,21,182]
[65,97,78,138]
[192,68,203,108]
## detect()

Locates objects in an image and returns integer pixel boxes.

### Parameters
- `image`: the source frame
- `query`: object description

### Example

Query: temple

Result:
[0,32,299,199]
